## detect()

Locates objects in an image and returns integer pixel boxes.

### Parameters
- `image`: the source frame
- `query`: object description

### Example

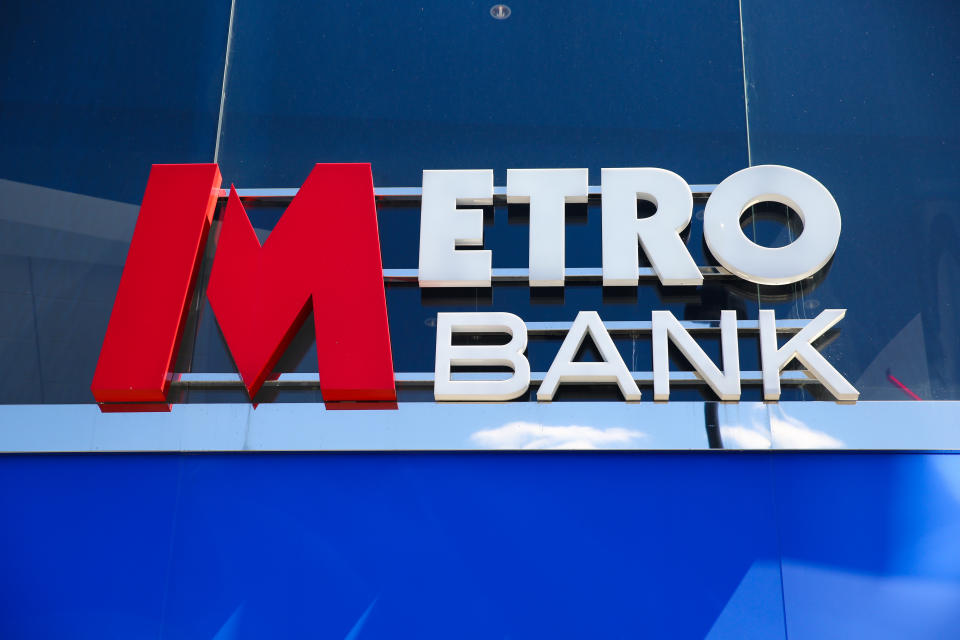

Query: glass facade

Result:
[1,1,959,637]
[0,1,230,403]
[3,0,959,404]
[4,451,960,638]
[741,0,960,400]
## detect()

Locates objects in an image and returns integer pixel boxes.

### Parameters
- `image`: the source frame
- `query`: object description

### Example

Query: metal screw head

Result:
[490,4,511,19]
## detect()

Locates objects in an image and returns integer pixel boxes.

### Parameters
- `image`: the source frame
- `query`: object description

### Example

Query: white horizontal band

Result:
[0,402,956,452]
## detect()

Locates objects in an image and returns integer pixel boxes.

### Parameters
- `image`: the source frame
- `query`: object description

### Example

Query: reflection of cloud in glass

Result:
[720,426,771,450]
[470,421,645,450]
[769,406,844,449]
[719,404,771,449]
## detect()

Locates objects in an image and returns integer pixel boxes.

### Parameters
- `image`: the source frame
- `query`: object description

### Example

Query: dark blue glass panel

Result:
[217,0,748,187]
[0,1,231,403]
[0,1,229,202]
[196,0,809,404]
[741,1,960,399]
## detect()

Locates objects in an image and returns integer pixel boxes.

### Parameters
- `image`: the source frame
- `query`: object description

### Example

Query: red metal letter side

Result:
[206,163,397,408]
[91,164,222,410]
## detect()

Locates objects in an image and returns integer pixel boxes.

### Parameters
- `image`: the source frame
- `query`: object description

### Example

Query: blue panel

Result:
[0,0,230,202]
[0,0,231,404]
[0,453,786,638]
[0,455,181,639]
[162,453,783,638]
[773,453,960,639]
[741,0,960,399]
[217,0,748,187]
[6,452,960,637]
[200,0,766,403]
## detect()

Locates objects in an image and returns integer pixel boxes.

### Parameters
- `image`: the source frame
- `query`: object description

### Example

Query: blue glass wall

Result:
[0,0,230,403]
[216,0,747,187]
[741,0,960,400]
[3,0,958,402]
[2,452,960,638]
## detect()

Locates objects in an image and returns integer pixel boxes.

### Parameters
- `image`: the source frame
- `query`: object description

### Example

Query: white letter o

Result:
[703,165,841,285]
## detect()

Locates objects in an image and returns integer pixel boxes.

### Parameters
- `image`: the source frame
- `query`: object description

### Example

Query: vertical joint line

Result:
[738,0,752,168]
[738,0,762,312]
[214,0,237,164]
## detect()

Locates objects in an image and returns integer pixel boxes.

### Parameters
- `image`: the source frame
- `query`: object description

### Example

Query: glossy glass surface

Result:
[3,451,960,638]
[216,0,748,188]
[0,0,230,403]
[3,0,956,404]
[188,0,768,404]
[774,454,960,638]
[4,401,960,453]
[740,0,960,400]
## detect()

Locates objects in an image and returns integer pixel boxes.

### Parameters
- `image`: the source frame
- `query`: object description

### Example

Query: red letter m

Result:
[91,163,396,410]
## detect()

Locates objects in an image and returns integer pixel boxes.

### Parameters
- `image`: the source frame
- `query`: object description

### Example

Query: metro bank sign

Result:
[92,163,858,411]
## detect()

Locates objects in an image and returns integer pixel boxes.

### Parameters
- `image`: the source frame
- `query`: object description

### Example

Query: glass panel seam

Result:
[214,0,237,163]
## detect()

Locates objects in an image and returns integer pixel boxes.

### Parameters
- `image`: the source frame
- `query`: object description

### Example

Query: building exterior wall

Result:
[1,1,960,637]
